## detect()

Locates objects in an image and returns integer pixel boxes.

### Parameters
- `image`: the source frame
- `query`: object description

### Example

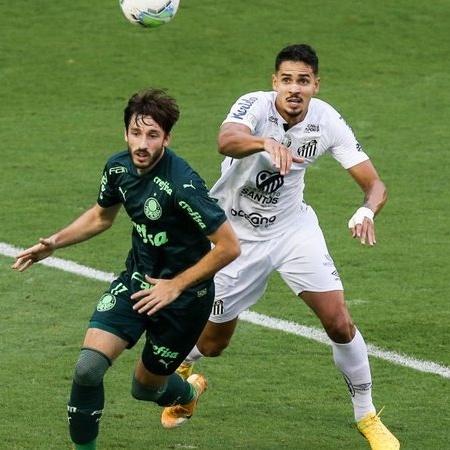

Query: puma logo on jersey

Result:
[183,180,196,189]
[119,186,127,201]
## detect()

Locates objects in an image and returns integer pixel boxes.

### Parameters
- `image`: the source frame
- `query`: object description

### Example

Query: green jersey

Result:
[97,148,226,296]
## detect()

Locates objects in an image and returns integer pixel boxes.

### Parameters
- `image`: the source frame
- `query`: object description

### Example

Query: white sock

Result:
[184,345,204,364]
[332,328,376,421]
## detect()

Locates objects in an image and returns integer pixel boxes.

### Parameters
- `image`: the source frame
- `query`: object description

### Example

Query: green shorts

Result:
[89,271,214,374]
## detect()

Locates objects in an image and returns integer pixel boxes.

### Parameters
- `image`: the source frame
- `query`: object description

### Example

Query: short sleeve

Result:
[174,173,227,235]
[328,114,370,169]
[97,164,121,207]
[222,92,265,134]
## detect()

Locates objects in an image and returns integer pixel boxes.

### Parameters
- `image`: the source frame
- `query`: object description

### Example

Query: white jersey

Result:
[210,91,369,241]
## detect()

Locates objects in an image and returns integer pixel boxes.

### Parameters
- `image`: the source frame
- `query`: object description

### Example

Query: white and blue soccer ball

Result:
[120,0,180,28]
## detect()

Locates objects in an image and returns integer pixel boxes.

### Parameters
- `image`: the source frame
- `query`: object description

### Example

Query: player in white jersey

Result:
[164,44,399,449]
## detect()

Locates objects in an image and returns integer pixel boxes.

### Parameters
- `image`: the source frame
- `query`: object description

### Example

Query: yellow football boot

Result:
[161,374,207,429]
[357,410,400,449]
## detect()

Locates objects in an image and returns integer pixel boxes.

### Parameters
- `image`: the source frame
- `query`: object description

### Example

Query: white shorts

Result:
[210,206,344,323]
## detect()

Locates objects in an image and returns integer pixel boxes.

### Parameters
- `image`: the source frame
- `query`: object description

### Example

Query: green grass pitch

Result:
[1,0,449,448]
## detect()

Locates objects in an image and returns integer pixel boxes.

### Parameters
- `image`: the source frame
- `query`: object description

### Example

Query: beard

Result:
[128,145,165,173]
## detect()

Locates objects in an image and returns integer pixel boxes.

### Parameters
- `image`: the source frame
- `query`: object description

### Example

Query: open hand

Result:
[12,238,55,272]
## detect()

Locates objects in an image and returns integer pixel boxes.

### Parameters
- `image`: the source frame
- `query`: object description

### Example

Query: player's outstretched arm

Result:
[218,123,303,175]
[347,160,388,246]
[12,203,121,272]
[131,221,240,315]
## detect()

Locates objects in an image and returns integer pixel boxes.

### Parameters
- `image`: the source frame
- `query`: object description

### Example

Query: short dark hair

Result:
[124,88,180,134]
[275,44,319,75]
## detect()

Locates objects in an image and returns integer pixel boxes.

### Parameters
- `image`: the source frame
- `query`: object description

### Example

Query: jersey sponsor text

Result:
[153,176,173,195]
[231,97,257,120]
[178,201,207,229]
[132,221,168,246]
[240,186,279,206]
[231,208,276,228]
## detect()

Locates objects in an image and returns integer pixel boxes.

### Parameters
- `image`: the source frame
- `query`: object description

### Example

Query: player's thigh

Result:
[83,328,129,361]
[277,211,344,294]
[142,286,215,375]
[210,239,273,323]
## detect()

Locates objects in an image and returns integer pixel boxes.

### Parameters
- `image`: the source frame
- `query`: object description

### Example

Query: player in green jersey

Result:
[12,88,240,449]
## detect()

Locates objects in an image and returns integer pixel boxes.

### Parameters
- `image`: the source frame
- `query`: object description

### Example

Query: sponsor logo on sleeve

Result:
[99,172,108,200]
[109,166,128,174]
[231,96,257,120]
[178,201,206,229]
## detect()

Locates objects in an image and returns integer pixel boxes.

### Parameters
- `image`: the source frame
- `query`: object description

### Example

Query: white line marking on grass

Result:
[241,311,450,379]
[0,242,115,282]
[346,299,368,306]
[2,242,449,379]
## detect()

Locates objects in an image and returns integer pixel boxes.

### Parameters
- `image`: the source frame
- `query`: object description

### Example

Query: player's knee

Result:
[199,337,230,357]
[73,348,111,386]
[324,315,355,343]
[131,376,164,403]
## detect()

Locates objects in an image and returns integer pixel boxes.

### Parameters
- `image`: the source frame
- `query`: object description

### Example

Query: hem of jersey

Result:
[97,199,122,208]
[342,154,370,170]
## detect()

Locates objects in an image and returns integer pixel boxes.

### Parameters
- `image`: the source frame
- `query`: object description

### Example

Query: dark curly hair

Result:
[124,88,180,134]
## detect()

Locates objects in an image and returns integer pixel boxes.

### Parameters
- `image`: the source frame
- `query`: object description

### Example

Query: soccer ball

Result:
[120,0,180,28]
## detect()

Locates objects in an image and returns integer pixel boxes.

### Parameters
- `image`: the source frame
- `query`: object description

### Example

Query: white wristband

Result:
[348,207,374,229]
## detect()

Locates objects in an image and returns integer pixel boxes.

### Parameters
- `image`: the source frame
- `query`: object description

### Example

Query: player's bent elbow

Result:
[217,143,233,157]
[217,132,229,154]
[217,131,240,157]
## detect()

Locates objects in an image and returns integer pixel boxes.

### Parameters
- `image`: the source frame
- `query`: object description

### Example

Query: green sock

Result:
[74,440,96,450]
[156,373,195,406]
